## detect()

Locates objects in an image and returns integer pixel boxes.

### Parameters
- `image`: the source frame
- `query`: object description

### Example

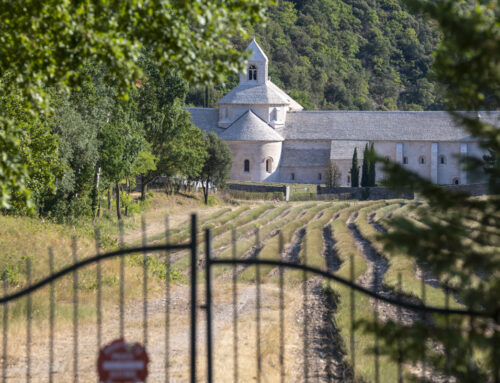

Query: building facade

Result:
[187,40,499,186]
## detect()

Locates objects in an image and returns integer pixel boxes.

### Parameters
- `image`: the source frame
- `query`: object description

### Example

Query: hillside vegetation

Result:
[188,0,443,111]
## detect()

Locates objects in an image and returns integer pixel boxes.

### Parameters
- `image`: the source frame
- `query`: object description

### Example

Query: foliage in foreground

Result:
[374,1,500,381]
[0,0,268,211]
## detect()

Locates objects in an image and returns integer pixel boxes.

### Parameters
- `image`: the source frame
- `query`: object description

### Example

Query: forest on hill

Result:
[187,0,444,111]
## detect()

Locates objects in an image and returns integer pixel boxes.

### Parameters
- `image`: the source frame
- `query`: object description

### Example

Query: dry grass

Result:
[4,281,316,382]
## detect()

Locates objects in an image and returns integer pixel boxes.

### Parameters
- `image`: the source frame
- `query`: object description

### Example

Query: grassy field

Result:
[0,191,460,382]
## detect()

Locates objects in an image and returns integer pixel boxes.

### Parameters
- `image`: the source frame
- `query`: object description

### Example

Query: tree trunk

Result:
[141,174,146,201]
[115,182,122,220]
[91,166,101,219]
[107,188,111,210]
[203,179,209,205]
[125,180,130,217]
[97,198,101,218]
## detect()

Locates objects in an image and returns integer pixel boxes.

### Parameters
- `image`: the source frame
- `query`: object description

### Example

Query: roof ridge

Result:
[248,108,273,127]
[225,109,250,130]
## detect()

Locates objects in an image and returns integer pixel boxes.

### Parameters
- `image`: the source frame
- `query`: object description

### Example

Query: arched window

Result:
[419,156,426,165]
[403,156,408,165]
[265,158,273,173]
[291,173,295,181]
[244,159,250,172]
[248,65,257,81]
[440,155,446,165]
[452,177,459,185]
[318,173,322,181]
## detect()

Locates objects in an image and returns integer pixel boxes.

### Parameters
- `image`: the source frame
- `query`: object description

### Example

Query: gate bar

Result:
[190,214,198,383]
[205,229,213,383]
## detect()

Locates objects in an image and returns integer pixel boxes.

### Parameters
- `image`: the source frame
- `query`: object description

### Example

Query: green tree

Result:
[136,56,207,199]
[369,142,376,186]
[45,93,100,220]
[326,161,342,188]
[0,0,268,210]
[374,1,500,381]
[483,149,499,194]
[0,83,63,214]
[361,144,370,187]
[199,132,233,205]
[350,147,360,187]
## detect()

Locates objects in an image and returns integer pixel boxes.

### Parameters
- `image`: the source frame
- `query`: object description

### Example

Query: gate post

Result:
[190,214,197,383]
[205,229,213,383]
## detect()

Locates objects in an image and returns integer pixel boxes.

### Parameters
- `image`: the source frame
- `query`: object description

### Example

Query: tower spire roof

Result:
[246,38,268,62]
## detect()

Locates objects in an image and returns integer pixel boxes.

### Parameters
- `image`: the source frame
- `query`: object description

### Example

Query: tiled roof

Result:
[330,140,368,160]
[219,81,302,109]
[279,111,500,141]
[281,149,330,167]
[219,110,284,142]
[266,81,303,111]
[184,107,224,135]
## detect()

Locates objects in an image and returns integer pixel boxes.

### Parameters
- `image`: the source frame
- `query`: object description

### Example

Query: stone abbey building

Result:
[187,40,499,186]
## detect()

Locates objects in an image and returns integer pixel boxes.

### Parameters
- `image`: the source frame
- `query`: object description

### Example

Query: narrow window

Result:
[270,108,278,122]
[318,173,322,180]
[244,159,250,172]
[419,156,426,165]
[248,65,257,81]
[347,175,351,184]
[265,158,272,173]
[403,156,408,165]
[291,173,295,181]
[440,155,446,165]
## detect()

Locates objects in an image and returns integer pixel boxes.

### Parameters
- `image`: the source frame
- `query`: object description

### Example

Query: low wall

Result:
[227,183,289,200]
[317,186,414,200]
[317,183,491,200]
[442,183,490,196]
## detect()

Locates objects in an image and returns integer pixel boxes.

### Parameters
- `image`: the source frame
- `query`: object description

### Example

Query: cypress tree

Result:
[350,147,359,187]
[369,142,376,186]
[361,144,369,187]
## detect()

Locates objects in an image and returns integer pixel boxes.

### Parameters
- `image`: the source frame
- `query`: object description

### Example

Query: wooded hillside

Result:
[188,0,443,110]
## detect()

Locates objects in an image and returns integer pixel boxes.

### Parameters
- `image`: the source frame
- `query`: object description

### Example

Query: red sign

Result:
[97,339,149,383]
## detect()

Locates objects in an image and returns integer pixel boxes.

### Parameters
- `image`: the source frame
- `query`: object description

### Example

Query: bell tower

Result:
[239,39,268,85]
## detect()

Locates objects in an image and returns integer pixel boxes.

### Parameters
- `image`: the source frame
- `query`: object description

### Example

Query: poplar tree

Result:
[350,147,360,187]
[369,142,376,186]
[361,144,370,187]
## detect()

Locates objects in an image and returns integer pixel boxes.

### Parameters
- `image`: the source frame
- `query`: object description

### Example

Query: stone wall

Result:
[442,183,491,196]
[317,186,414,200]
[317,183,491,200]
[227,183,287,195]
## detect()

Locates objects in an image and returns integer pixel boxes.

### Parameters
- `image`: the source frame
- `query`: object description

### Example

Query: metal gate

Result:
[0,214,495,382]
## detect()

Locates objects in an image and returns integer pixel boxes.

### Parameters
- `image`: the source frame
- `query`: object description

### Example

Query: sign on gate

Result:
[97,339,149,383]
